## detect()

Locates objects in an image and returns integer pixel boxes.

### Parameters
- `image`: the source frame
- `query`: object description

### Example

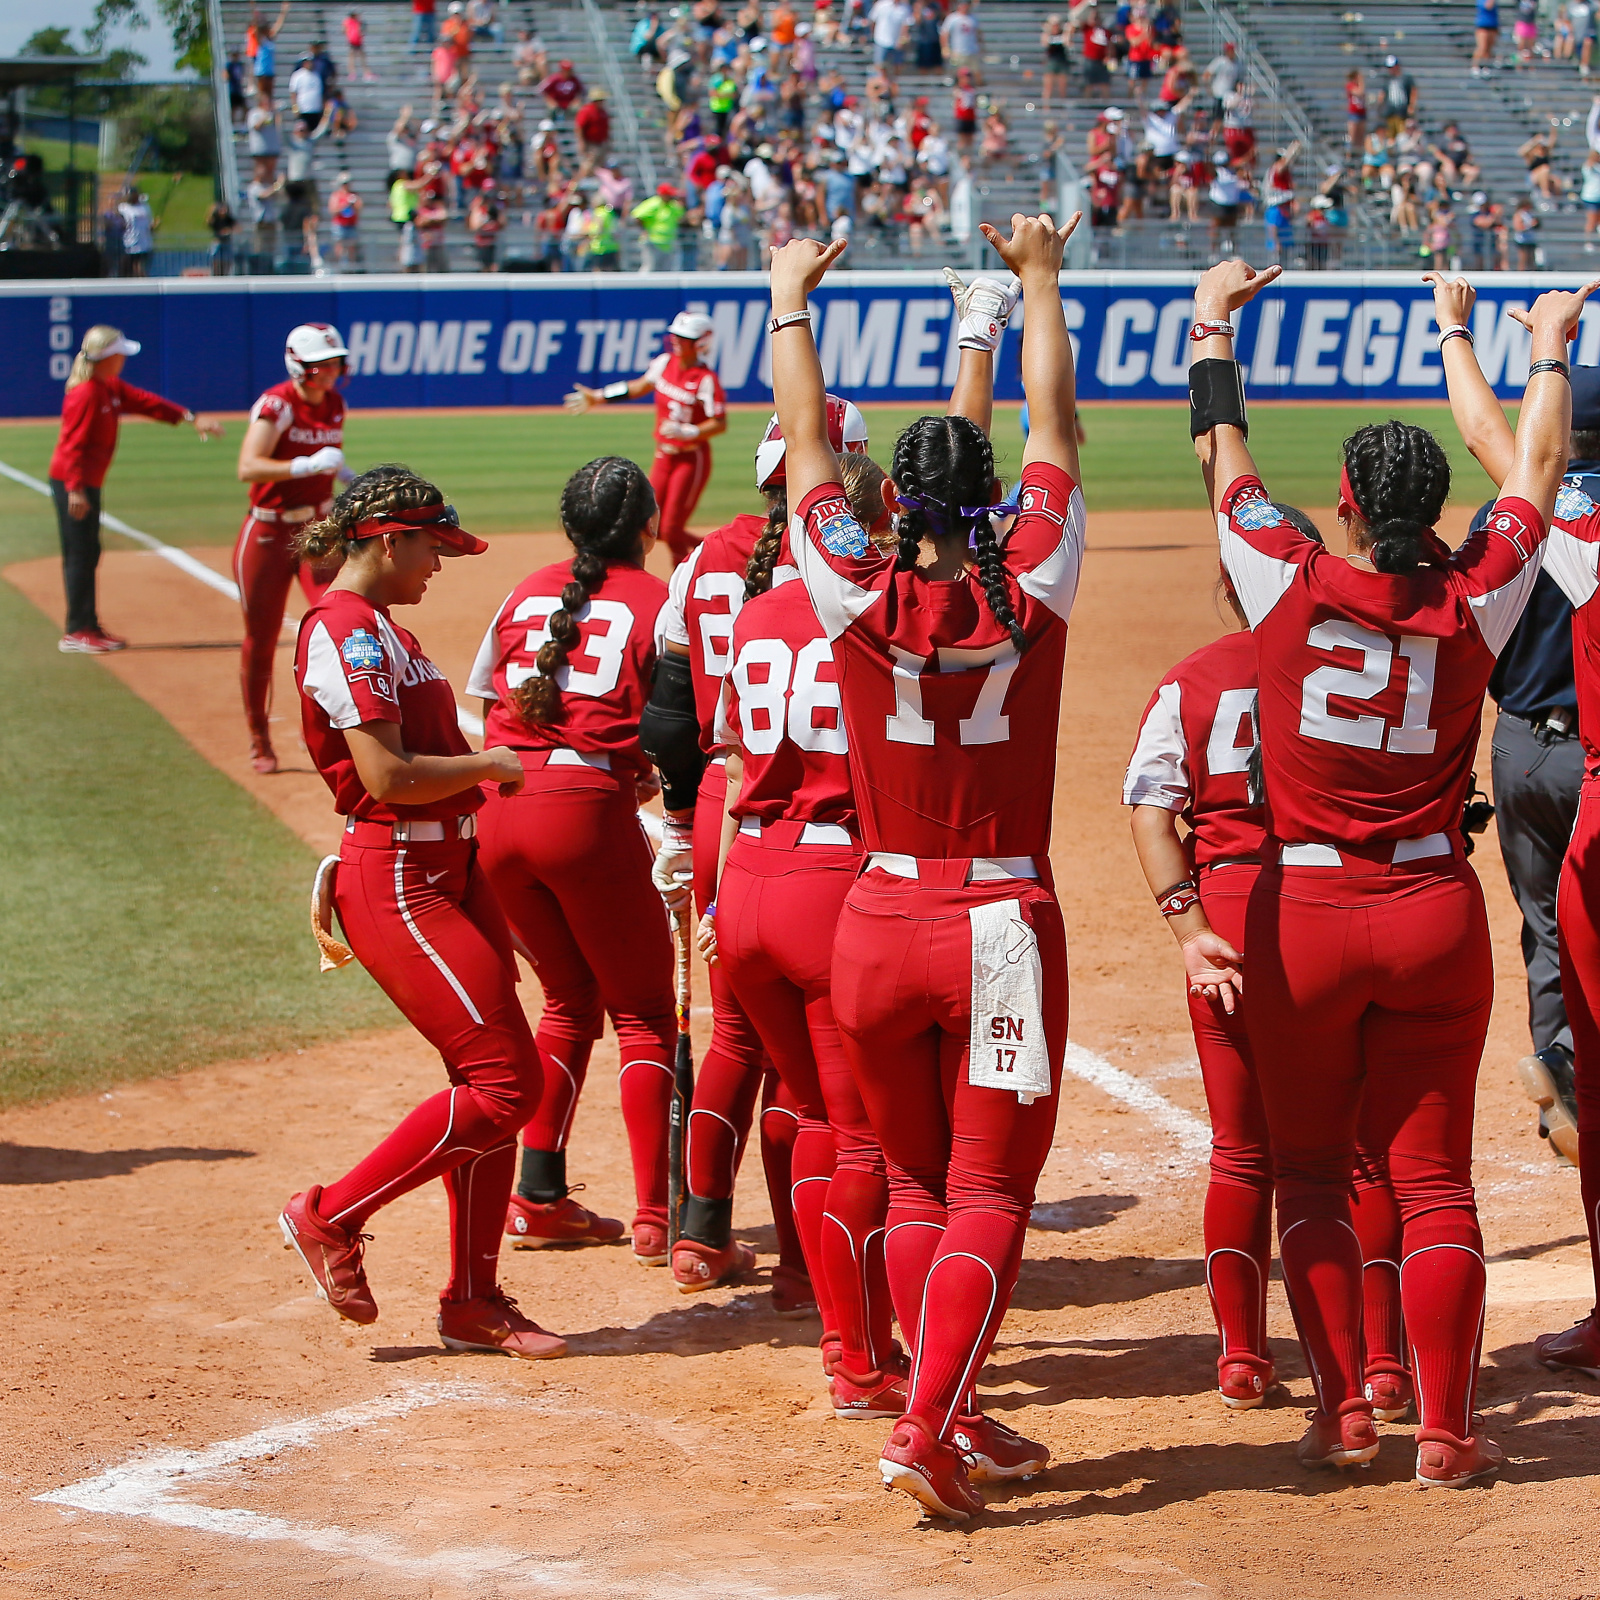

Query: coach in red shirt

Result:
[47,324,222,653]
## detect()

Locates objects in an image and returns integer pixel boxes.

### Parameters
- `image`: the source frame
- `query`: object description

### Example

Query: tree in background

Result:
[85,0,211,77]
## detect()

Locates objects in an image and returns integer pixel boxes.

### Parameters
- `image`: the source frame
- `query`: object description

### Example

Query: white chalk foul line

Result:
[1062,1040,1213,1169]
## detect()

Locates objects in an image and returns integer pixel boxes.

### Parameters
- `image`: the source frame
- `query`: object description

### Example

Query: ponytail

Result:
[743,486,789,598]
[511,455,655,725]
[1342,420,1451,576]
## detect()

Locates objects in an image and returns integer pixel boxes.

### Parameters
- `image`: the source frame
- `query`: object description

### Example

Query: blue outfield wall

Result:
[5,271,1598,418]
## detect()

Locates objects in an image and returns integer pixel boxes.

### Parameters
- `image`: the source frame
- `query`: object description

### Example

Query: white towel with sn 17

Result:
[968,898,1050,1105]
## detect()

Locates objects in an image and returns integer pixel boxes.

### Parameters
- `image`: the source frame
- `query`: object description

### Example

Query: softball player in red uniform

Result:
[279,464,565,1360]
[1125,547,1414,1423]
[236,323,353,775]
[1190,258,1589,1486]
[566,312,728,566]
[1425,273,1600,1382]
[645,398,871,1302]
[467,457,679,1264]
[772,219,1082,1520]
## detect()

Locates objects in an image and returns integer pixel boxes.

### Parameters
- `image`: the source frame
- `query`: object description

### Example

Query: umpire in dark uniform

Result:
[1475,372,1600,1163]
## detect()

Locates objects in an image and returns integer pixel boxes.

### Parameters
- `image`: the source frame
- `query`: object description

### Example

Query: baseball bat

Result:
[667,907,694,1250]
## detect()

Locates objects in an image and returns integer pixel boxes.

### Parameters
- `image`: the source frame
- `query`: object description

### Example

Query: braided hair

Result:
[890,414,1027,654]
[1342,420,1451,575]
[511,455,656,726]
[743,487,789,599]
[294,464,443,561]
[743,458,892,596]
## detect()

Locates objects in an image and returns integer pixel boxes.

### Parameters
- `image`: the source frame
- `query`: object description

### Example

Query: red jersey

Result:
[793,459,1086,858]
[1124,630,1264,867]
[49,374,186,492]
[716,572,855,833]
[295,588,477,823]
[661,511,768,750]
[247,379,345,514]
[467,556,666,779]
[1537,476,1600,776]
[1081,23,1109,60]
[1219,472,1544,844]
[645,348,726,454]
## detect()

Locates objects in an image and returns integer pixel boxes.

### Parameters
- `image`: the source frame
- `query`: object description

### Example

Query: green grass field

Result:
[0,401,1502,1107]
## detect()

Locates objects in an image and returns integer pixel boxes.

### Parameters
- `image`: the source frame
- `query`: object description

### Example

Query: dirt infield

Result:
[6,512,1600,1599]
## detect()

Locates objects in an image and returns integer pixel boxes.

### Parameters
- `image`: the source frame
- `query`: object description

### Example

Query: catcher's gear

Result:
[285,322,351,380]
[639,650,705,811]
[943,268,1023,354]
[755,393,870,489]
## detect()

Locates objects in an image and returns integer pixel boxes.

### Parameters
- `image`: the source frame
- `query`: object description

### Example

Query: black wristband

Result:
[1528,358,1571,380]
[1189,357,1249,440]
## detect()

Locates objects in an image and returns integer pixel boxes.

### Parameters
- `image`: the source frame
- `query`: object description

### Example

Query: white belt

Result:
[739,815,854,846]
[1279,832,1449,867]
[349,814,478,842]
[250,501,329,525]
[867,851,1039,882]
[546,747,612,771]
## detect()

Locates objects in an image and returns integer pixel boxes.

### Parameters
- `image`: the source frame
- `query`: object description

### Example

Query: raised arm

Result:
[1424,270,1514,489]
[767,235,850,505]
[1188,258,1283,513]
[981,211,1082,479]
[942,266,1024,436]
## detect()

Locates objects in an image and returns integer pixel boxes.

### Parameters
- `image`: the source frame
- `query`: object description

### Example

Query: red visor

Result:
[351,502,487,555]
[1337,463,1363,525]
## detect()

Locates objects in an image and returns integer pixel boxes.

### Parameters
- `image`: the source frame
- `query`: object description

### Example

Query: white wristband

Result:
[1437,323,1474,350]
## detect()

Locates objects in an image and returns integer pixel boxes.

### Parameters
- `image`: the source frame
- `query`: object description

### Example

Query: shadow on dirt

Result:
[0,1143,254,1184]
[1010,1253,1206,1312]
[1029,1194,1140,1232]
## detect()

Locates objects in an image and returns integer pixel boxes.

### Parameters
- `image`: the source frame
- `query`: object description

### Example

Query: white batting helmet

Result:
[668,311,714,341]
[285,323,351,381]
[755,394,868,490]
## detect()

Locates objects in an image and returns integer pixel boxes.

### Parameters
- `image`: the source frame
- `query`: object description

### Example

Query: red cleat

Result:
[278,1187,377,1325]
[671,1237,756,1292]
[879,1414,985,1520]
[772,1262,817,1317]
[505,1191,625,1249]
[1534,1312,1600,1379]
[1219,1355,1276,1410]
[437,1288,567,1359]
[631,1220,668,1266]
[1297,1402,1380,1470]
[951,1412,1050,1482]
[830,1368,908,1420]
[59,628,126,655]
[249,733,279,775]
[1365,1367,1414,1423]
[1415,1427,1504,1488]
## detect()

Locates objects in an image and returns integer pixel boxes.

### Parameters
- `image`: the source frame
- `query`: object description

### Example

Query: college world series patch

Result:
[1231,498,1287,532]
[1557,482,1597,522]
[817,508,870,559]
[341,628,385,674]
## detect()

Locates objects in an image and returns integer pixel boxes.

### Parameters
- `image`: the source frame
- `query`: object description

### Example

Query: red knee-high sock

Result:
[685,1045,760,1200]
[319,1084,523,1232]
[443,1139,517,1301]
[1580,1132,1600,1305]
[618,1050,673,1231]
[1401,1212,1486,1439]
[1203,1178,1273,1372]
[820,1167,894,1377]
[906,1207,1027,1439]
[1350,1176,1406,1379]
[520,1033,595,1152]
[883,1187,946,1355]
[1278,1207,1367,1414]
[761,1074,807,1278]
[788,1118,838,1330]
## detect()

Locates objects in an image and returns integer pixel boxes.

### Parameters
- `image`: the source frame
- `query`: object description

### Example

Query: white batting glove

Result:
[660,419,701,442]
[943,267,1023,353]
[292,445,346,477]
[651,813,695,917]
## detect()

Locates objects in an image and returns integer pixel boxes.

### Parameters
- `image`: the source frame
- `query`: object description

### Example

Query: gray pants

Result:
[1490,707,1584,1054]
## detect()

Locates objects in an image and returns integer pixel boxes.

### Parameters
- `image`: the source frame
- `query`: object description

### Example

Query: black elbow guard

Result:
[1189,357,1249,440]
[640,650,705,811]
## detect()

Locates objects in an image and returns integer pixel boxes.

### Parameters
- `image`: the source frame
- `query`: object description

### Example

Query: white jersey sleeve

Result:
[465,592,513,701]
[1123,679,1190,810]
[657,542,701,652]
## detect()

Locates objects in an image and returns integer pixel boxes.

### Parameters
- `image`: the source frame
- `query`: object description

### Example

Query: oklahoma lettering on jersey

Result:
[1538,475,1600,776]
[467,557,667,778]
[296,588,476,823]
[792,459,1086,858]
[1123,630,1265,866]
[248,380,345,513]
[715,572,856,832]
[645,349,726,452]
[660,512,769,750]
[1218,472,1545,843]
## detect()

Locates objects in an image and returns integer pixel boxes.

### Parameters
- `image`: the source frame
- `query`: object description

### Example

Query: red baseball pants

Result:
[831,865,1068,1440]
[650,446,711,567]
[315,832,543,1301]
[477,760,676,1232]
[1556,783,1600,1305]
[233,514,332,742]
[1244,854,1492,1440]
[718,828,895,1378]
